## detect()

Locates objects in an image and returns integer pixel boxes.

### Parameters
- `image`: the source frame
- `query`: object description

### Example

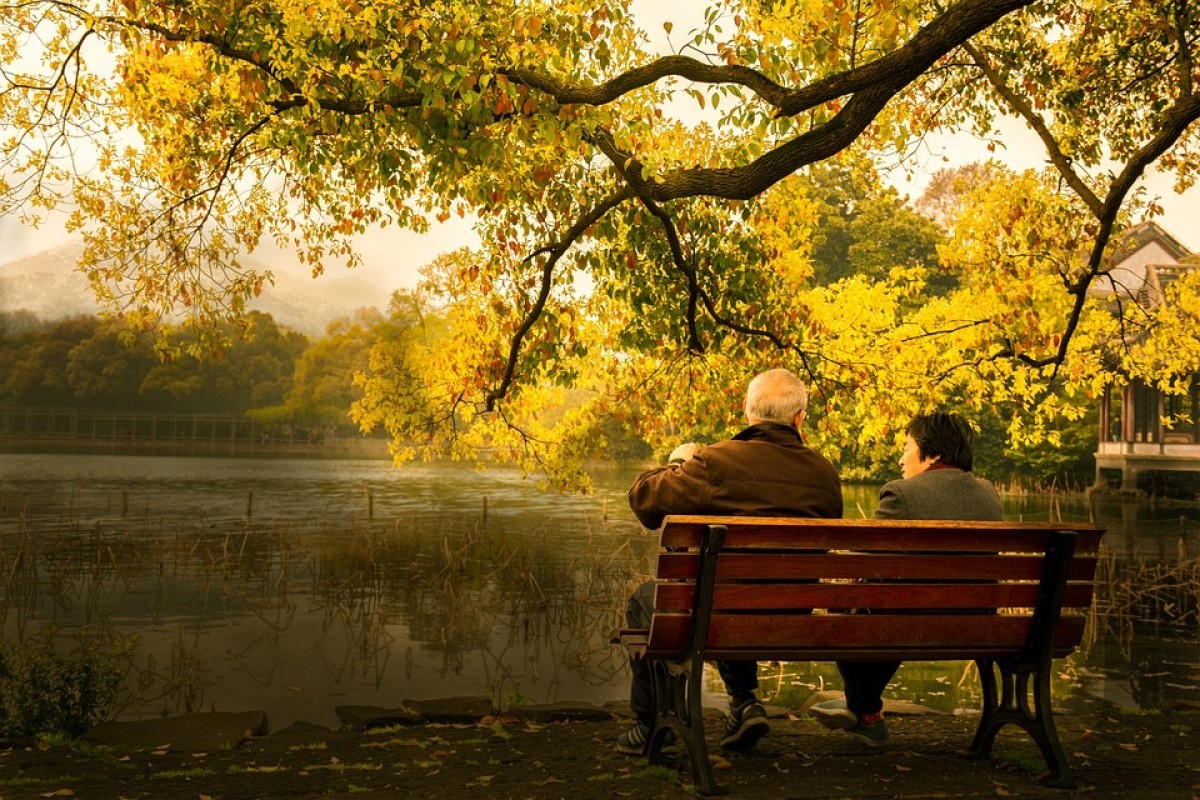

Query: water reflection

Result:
[2,454,1198,730]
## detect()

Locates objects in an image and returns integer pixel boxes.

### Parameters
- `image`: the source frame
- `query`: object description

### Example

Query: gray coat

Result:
[873,467,1003,521]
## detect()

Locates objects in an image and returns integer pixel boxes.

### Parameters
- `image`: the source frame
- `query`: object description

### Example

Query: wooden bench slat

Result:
[652,582,1097,611]
[656,552,1099,581]
[660,517,1105,553]
[644,613,1087,658]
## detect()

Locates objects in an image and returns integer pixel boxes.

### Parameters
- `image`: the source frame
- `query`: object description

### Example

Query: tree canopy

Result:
[3,0,1200,486]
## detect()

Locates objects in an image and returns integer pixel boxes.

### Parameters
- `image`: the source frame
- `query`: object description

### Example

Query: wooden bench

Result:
[617,515,1105,796]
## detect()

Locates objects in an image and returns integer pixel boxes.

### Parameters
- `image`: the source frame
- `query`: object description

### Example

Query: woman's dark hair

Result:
[906,412,975,471]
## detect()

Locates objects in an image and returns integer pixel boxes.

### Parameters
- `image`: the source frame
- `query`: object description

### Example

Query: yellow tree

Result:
[3,0,1199,483]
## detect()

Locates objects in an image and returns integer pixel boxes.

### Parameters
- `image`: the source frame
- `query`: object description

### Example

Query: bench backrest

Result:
[643,516,1106,663]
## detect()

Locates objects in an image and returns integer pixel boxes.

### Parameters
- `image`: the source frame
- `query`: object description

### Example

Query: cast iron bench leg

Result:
[648,656,726,795]
[964,658,1075,788]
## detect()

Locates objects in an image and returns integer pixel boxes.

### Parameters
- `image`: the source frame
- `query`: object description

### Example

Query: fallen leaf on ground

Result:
[538,777,564,785]
[39,791,76,797]
[710,755,732,770]
[1118,742,1140,751]
[894,764,913,772]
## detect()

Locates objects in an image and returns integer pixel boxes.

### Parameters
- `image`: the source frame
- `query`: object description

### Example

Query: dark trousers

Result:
[837,660,901,716]
[626,581,758,724]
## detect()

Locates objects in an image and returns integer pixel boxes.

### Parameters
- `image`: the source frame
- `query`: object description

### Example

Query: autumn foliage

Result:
[3,0,1199,486]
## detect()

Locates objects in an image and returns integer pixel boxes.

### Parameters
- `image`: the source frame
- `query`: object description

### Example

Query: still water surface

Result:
[2,453,1198,730]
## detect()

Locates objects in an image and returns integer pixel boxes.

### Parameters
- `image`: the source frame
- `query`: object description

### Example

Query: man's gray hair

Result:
[744,368,808,426]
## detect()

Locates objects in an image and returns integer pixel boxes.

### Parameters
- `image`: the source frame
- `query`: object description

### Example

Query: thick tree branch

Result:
[591,82,897,202]
[776,0,1034,116]
[585,2,1029,205]
[505,56,788,109]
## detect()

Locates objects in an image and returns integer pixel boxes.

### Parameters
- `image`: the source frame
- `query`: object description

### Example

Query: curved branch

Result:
[961,39,1103,216]
[1020,90,1200,374]
[505,55,788,108]
[637,198,704,354]
[776,0,1034,116]
[185,113,276,245]
[591,82,898,202]
[542,0,1034,206]
[486,188,632,409]
[636,198,817,383]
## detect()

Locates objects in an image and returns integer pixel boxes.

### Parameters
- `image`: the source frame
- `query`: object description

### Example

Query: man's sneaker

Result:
[809,697,857,730]
[847,715,891,747]
[719,697,769,750]
[616,721,678,755]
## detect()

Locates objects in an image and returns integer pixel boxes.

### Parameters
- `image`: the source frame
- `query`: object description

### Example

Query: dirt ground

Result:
[2,700,1198,800]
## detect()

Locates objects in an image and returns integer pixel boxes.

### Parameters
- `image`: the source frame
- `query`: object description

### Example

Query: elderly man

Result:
[619,368,843,755]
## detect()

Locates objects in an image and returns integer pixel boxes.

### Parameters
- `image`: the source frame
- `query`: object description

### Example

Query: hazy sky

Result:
[2,1,1197,293]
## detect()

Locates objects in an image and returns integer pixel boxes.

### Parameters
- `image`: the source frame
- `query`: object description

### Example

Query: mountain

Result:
[0,240,395,336]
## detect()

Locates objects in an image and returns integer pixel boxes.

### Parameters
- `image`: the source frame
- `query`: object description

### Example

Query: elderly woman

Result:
[809,411,1003,746]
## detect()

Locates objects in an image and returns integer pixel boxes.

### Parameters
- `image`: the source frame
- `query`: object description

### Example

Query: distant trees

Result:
[0,310,305,415]
[0,316,106,408]
[802,154,944,288]
[140,312,308,413]
[252,307,385,427]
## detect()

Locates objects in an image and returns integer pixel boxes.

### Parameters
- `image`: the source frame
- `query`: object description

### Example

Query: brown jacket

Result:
[627,423,843,530]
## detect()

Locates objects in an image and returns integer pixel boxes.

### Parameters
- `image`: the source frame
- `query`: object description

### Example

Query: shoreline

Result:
[3,694,1197,799]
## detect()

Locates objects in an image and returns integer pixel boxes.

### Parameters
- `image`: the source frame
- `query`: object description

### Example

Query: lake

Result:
[1,453,1198,730]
